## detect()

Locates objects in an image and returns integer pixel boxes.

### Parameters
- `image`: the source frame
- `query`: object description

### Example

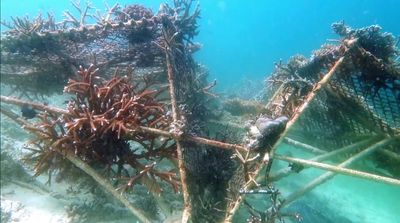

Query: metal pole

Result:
[164,50,192,223]
[224,52,351,222]
[266,56,347,173]
[0,107,153,223]
[284,137,326,154]
[0,95,247,152]
[269,137,379,182]
[276,137,399,207]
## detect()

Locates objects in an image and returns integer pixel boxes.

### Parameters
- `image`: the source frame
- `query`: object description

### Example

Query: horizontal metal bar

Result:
[1,95,248,152]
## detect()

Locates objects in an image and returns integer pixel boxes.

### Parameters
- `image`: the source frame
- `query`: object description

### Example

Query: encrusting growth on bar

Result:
[1,2,400,222]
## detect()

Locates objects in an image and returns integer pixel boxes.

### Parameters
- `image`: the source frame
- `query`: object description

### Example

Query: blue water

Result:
[1,0,399,89]
[1,1,400,222]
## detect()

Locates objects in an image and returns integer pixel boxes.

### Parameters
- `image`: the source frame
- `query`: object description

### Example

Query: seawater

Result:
[2,0,399,89]
[1,0,399,223]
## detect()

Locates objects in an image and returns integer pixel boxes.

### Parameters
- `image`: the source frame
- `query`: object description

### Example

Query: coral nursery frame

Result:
[1,1,399,222]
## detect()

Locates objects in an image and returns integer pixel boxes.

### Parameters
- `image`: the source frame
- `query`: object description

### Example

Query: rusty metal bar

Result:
[275,137,400,207]
[0,106,152,223]
[0,95,247,153]
[224,46,353,222]
[164,48,191,222]
[284,137,326,154]
[269,137,380,182]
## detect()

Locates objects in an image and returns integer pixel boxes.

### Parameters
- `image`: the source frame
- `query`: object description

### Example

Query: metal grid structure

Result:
[265,23,399,150]
[224,23,400,222]
[1,2,399,222]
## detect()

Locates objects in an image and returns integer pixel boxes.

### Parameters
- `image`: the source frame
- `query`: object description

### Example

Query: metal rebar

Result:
[0,95,247,153]
[378,148,400,163]
[268,56,346,166]
[165,50,191,222]
[269,137,379,182]
[284,137,326,154]
[0,107,152,223]
[275,137,399,207]
[224,54,349,223]
[311,136,381,162]
[65,153,153,222]
[0,95,69,115]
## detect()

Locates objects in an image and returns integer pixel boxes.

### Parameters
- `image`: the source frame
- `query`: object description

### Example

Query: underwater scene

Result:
[0,0,399,222]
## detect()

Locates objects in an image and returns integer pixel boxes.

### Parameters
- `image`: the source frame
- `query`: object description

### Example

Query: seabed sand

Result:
[1,184,69,223]
[1,91,149,223]
[1,91,399,223]
[273,144,400,223]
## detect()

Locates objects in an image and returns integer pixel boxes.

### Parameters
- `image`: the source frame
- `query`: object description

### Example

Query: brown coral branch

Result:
[0,106,152,223]
[0,95,247,152]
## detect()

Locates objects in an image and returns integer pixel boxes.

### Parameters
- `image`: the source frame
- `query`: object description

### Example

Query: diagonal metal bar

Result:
[268,136,381,182]
[0,106,153,223]
[265,55,347,176]
[283,137,326,154]
[0,95,70,115]
[223,48,351,222]
[276,137,399,208]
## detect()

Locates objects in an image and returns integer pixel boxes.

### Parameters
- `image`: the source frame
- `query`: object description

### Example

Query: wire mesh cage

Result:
[0,1,399,223]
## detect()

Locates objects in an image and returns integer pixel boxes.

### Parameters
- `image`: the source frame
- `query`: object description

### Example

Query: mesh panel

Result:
[264,23,399,151]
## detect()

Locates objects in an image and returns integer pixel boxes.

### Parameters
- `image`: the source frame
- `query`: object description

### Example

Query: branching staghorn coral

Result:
[3,0,399,222]
[22,65,181,200]
[0,1,202,98]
